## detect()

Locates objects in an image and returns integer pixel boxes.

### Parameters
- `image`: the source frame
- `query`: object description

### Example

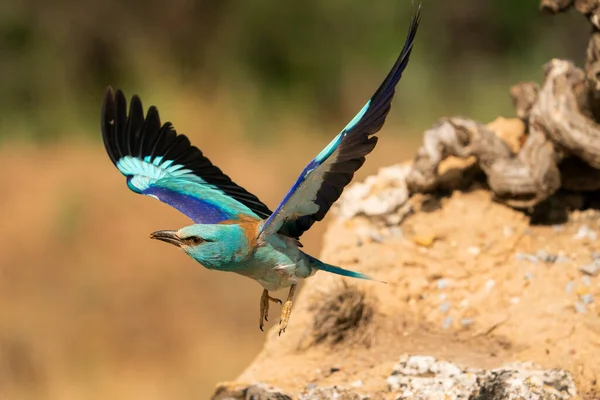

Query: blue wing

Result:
[260,4,420,238]
[101,88,272,224]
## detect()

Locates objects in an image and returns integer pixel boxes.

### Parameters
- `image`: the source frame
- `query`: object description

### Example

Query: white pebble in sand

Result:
[436,278,451,290]
[439,302,451,313]
[581,293,594,304]
[442,316,454,329]
[574,302,587,314]
[484,279,496,292]
[467,246,481,255]
[564,281,575,294]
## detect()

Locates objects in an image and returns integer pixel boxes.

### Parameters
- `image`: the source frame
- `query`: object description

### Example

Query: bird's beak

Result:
[149,230,182,247]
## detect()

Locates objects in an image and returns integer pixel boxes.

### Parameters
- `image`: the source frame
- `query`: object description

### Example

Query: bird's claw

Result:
[278,300,293,336]
[259,290,283,331]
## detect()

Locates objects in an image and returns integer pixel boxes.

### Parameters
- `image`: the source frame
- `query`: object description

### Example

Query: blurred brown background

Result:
[0,0,588,398]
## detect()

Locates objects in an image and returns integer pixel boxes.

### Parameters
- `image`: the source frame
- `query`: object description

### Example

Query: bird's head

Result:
[149,224,245,268]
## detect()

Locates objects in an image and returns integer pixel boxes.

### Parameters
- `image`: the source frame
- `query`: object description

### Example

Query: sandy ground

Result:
[231,188,600,399]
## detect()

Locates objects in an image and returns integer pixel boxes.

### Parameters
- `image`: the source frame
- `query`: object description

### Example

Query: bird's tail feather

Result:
[317,263,375,280]
[305,253,385,283]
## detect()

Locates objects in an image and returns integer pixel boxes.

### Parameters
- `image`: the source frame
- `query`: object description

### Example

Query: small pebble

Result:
[503,226,514,237]
[436,278,451,290]
[515,252,538,263]
[467,246,481,256]
[459,299,469,308]
[536,250,558,263]
[565,281,575,294]
[439,293,447,301]
[484,279,496,292]
[580,260,600,277]
[582,276,592,286]
[369,231,384,243]
[306,383,317,390]
[581,293,594,304]
[524,271,533,281]
[442,316,453,329]
[510,297,520,304]
[439,302,451,314]
[516,251,570,264]
[350,380,363,388]
[536,249,549,260]
[575,225,598,241]
[574,302,587,314]
[413,234,436,247]
[460,318,474,326]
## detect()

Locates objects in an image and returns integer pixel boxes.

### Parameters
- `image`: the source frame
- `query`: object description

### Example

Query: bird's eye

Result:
[185,236,204,245]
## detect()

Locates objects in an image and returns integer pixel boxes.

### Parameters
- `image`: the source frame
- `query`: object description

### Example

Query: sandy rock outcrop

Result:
[212,164,600,400]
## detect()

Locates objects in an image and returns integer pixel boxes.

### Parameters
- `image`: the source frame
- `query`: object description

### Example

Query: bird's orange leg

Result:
[259,289,282,331]
[278,284,297,335]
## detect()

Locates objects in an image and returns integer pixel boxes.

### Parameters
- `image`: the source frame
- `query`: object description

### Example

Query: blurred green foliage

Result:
[0,0,589,142]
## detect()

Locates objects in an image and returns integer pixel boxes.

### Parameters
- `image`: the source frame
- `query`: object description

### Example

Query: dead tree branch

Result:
[406,116,561,208]
[407,1,600,209]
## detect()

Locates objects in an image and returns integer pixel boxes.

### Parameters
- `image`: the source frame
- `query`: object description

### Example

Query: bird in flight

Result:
[101,4,420,335]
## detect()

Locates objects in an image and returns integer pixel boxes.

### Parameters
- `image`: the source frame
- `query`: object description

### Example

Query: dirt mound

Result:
[212,164,600,399]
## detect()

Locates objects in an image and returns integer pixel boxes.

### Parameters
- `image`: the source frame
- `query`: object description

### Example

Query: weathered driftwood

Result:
[405,116,560,208]
[407,0,600,209]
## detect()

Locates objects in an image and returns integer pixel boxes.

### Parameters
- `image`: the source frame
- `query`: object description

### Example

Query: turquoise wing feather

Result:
[102,88,272,224]
[260,4,421,238]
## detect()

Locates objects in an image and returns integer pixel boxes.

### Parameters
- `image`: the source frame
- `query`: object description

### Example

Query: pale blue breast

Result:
[225,238,311,291]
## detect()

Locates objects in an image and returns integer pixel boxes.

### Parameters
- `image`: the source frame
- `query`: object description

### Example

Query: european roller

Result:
[101,5,420,335]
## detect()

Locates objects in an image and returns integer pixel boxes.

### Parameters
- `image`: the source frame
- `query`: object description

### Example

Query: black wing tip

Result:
[412,1,423,18]
[404,1,422,57]
[145,105,161,122]
[101,86,115,119]
[103,86,115,104]
[408,1,423,30]
[101,87,166,160]
[368,2,421,103]
[101,86,119,164]
[129,93,144,113]
[100,87,200,174]
[282,4,422,239]
[103,87,146,119]
[407,1,422,49]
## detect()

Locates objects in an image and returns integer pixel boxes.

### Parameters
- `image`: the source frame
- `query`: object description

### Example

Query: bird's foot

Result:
[278,300,293,335]
[259,289,282,331]
[278,284,297,336]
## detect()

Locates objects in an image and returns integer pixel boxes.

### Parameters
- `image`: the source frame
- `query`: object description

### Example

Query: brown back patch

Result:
[218,214,262,249]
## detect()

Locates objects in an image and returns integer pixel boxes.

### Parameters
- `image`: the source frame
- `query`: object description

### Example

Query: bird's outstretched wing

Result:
[102,88,272,224]
[259,4,421,239]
